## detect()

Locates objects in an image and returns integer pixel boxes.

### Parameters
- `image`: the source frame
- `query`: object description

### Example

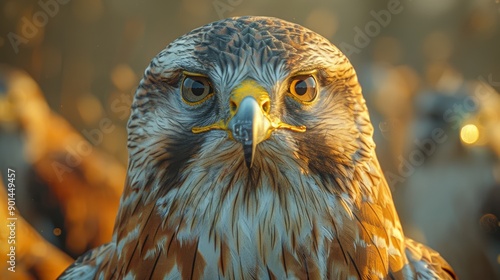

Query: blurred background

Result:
[0,0,499,279]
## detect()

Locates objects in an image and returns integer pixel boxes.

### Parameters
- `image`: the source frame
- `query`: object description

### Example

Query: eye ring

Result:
[288,75,318,103]
[181,74,214,104]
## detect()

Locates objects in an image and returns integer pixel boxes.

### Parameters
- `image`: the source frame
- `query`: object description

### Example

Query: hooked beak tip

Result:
[243,144,253,168]
[229,96,268,169]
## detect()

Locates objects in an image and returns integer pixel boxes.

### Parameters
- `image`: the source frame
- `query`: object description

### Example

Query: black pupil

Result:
[191,79,206,96]
[295,79,308,95]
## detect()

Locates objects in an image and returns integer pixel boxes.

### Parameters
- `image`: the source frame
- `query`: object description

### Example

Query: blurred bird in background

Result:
[0,65,126,278]
[60,16,457,279]
[359,31,500,279]
[398,79,500,279]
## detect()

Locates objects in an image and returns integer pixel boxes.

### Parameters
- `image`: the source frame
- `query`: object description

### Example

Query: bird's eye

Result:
[288,75,317,103]
[181,75,214,104]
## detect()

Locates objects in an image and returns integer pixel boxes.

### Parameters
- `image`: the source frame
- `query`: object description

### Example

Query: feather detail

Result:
[60,16,456,280]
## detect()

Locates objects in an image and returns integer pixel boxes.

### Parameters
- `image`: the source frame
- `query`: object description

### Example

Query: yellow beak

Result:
[227,80,272,168]
[192,80,306,168]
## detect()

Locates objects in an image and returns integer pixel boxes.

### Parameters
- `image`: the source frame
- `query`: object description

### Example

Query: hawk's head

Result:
[125,16,375,200]
[111,16,385,278]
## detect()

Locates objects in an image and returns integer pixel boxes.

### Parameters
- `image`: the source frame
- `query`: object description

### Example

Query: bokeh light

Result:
[460,124,480,145]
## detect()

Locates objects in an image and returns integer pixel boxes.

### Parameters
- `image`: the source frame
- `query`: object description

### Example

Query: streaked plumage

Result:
[60,16,456,279]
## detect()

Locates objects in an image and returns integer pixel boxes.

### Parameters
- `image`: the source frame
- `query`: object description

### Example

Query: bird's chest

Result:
[121,170,386,279]
[161,205,327,279]
[148,181,340,279]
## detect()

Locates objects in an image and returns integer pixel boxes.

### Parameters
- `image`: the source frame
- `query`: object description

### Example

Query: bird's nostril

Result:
[230,100,237,112]
[262,100,270,113]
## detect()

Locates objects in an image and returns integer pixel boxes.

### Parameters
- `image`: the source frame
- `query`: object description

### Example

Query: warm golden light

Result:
[460,124,479,145]
[111,64,137,91]
[77,94,103,124]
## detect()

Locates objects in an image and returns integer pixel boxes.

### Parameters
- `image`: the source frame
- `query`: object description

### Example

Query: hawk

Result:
[60,16,457,279]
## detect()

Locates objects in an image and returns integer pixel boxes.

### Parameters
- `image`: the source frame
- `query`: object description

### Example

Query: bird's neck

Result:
[108,154,406,278]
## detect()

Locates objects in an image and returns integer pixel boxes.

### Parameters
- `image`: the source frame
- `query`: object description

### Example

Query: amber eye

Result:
[181,75,213,104]
[288,75,317,103]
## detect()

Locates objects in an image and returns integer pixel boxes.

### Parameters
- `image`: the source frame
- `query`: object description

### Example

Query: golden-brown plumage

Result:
[60,16,457,279]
